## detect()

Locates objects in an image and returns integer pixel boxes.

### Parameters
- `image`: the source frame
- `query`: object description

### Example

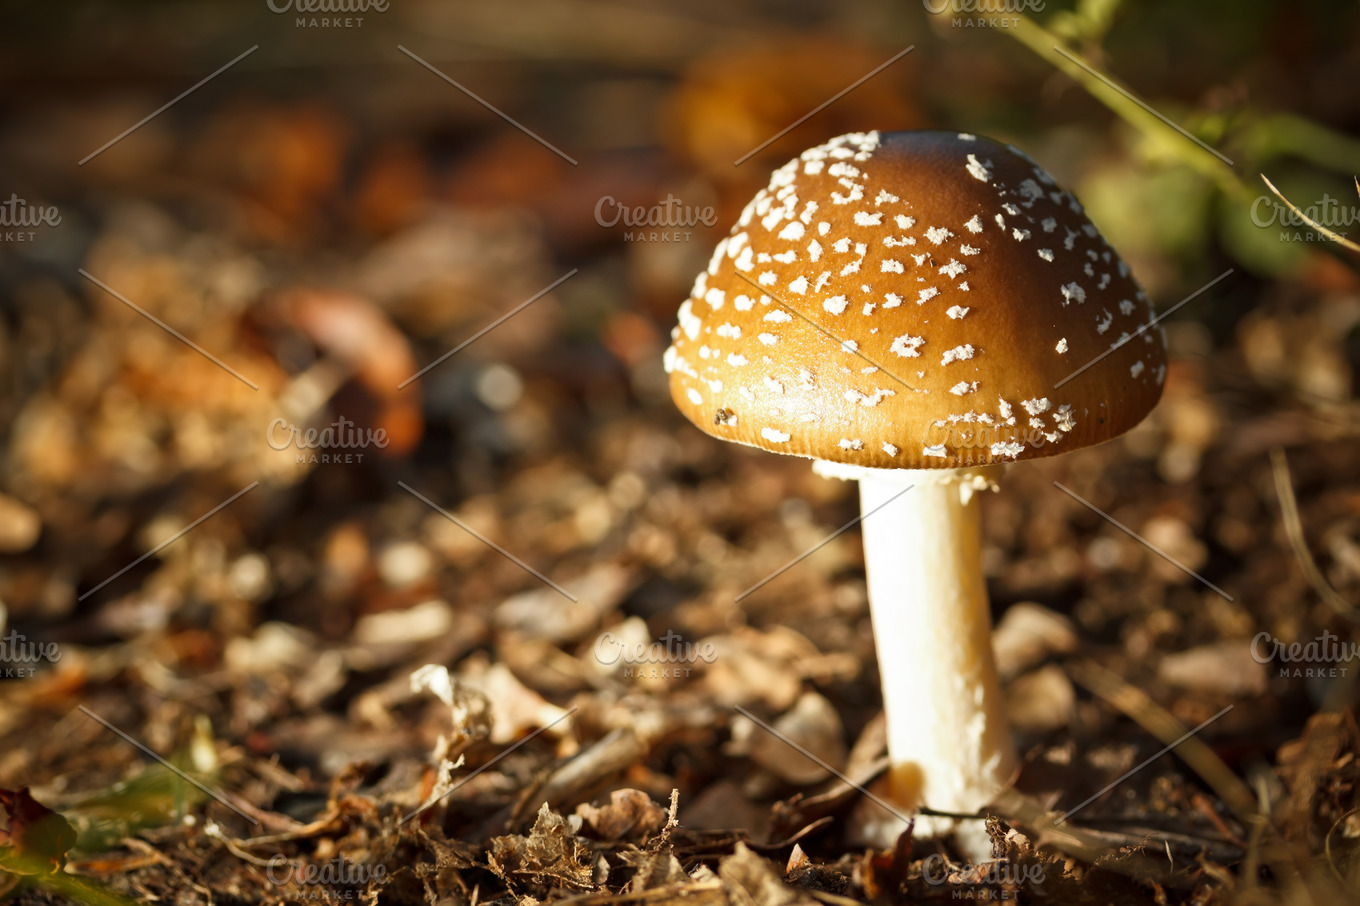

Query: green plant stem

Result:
[1008,16,1237,188]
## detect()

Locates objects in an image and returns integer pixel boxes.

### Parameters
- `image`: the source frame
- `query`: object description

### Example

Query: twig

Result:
[1270,447,1356,618]
[204,821,274,867]
[1067,661,1258,822]
[1259,174,1360,254]
[649,788,682,854]
[987,787,1173,882]
[1006,16,1236,186]
[1242,773,1272,892]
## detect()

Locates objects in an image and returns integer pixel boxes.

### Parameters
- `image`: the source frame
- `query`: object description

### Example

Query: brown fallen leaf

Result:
[188,104,350,244]
[276,288,424,456]
[621,848,688,893]
[718,841,819,906]
[487,803,602,894]
[784,843,809,876]
[0,788,77,876]
[1277,711,1350,840]
[575,789,667,843]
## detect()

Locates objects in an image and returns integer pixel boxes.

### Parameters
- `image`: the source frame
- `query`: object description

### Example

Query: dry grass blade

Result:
[1259,174,1360,253]
[1059,663,1317,897]
[1243,773,1272,892]
[1271,447,1356,619]
[511,726,648,825]
[1067,661,1258,822]
[987,787,1174,882]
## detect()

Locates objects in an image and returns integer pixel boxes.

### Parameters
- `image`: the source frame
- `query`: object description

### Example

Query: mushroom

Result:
[663,131,1167,855]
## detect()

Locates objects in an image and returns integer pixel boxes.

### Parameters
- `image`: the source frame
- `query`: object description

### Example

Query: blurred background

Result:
[1,0,1359,902]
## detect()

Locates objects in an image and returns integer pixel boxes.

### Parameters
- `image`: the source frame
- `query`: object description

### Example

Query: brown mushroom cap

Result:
[664,130,1168,469]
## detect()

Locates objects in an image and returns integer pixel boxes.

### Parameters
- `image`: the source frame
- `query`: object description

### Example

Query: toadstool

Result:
[663,131,1167,854]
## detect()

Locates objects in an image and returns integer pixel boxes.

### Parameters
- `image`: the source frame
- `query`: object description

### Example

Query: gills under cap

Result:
[664,130,1168,470]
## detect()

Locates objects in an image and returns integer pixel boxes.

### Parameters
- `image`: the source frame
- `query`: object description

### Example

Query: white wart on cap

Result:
[664,131,1168,469]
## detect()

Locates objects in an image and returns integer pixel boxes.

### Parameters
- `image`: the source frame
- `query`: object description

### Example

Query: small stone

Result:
[992,602,1079,679]
[1158,641,1268,696]
[1007,664,1075,732]
[745,691,846,785]
[377,541,434,588]
[0,496,41,553]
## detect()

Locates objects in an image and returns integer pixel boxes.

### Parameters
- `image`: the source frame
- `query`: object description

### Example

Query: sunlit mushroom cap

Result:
[664,131,1167,469]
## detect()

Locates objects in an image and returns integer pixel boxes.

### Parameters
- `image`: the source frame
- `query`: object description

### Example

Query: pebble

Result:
[745,690,847,784]
[1007,664,1075,732]
[992,601,1079,680]
[377,541,434,588]
[0,495,41,552]
[1157,640,1268,696]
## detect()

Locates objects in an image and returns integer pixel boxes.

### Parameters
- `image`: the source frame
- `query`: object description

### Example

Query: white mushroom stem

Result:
[814,461,1015,857]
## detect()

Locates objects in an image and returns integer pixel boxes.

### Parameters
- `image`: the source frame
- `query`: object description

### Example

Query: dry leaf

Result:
[487,803,600,893]
[575,789,667,843]
[0,788,76,875]
[717,842,818,906]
